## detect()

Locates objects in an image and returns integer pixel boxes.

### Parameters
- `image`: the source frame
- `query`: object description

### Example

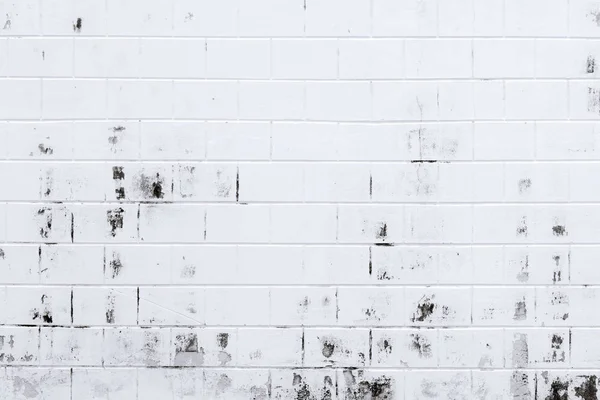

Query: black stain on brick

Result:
[38,144,53,155]
[588,87,600,114]
[105,295,115,324]
[109,252,123,278]
[375,223,387,240]
[517,255,529,283]
[588,56,596,74]
[575,375,597,400]
[0,248,4,259]
[107,208,124,237]
[174,333,204,366]
[377,338,392,355]
[292,373,312,400]
[377,269,392,281]
[72,17,82,32]
[409,334,432,358]
[137,173,164,199]
[235,167,240,202]
[411,295,436,322]
[514,298,527,321]
[112,126,126,133]
[112,166,126,200]
[321,339,335,358]
[516,216,528,237]
[550,334,565,362]
[32,294,53,324]
[547,377,569,400]
[518,178,532,194]
[374,243,393,247]
[217,333,229,349]
[410,159,438,163]
[112,166,124,180]
[552,225,567,237]
[70,213,74,243]
[70,289,73,323]
[37,207,52,239]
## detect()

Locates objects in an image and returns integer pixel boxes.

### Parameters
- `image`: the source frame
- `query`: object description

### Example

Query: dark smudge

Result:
[514,298,527,321]
[409,334,432,358]
[73,17,82,32]
[37,207,52,239]
[574,375,597,400]
[411,295,435,322]
[106,208,124,237]
[516,216,528,237]
[547,377,569,400]
[552,225,567,237]
[375,222,388,240]
[136,173,165,199]
[109,252,123,279]
[38,143,53,155]
[588,56,596,74]
[105,295,115,324]
[174,333,204,366]
[321,339,335,358]
[518,178,532,194]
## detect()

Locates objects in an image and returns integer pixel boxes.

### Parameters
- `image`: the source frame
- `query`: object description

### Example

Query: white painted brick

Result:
[505,81,569,120]
[140,39,205,79]
[306,82,371,121]
[405,287,472,326]
[305,0,370,37]
[337,287,405,326]
[405,40,472,79]
[372,0,437,36]
[505,0,568,37]
[8,38,73,77]
[207,39,270,79]
[106,0,172,36]
[474,39,536,78]
[238,0,304,37]
[40,327,103,365]
[303,328,370,367]
[339,39,404,79]
[73,287,138,325]
[273,39,338,79]
[172,0,238,37]
[0,80,41,120]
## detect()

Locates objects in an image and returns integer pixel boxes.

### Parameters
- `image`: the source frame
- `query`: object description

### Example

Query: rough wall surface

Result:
[1,0,600,399]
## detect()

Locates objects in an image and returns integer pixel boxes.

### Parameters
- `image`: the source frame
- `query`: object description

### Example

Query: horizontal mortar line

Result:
[4,200,600,205]
[0,365,594,370]
[0,284,592,288]
[0,242,587,246]
[4,76,600,82]
[5,35,600,39]
[4,159,600,164]
[4,34,600,39]
[2,324,596,329]
[2,118,600,123]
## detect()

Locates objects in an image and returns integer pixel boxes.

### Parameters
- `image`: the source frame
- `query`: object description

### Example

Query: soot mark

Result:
[235,168,239,202]
[73,17,82,32]
[410,159,438,163]
[37,208,52,239]
[518,178,532,194]
[514,298,527,321]
[516,217,528,237]
[107,208,124,237]
[38,143,53,155]
[588,10,600,26]
[112,166,126,200]
[588,87,600,114]
[547,377,569,400]
[575,375,597,400]
[32,295,53,324]
[3,14,10,30]
[512,333,528,368]
[174,333,204,366]
[109,252,123,278]
[112,126,126,133]
[105,295,115,324]
[321,339,335,358]
[377,338,392,355]
[375,223,387,241]
[136,173,165,199]
[510,371,531,400]
[216,332,231,365]
[552,225,567,237]
[0,248,4,259]
[409,334,432,358]
[517,255,529,283]
[550,334,565,362]
[588,56,596,74]
[411,295,435,322]
[344,372,393,400]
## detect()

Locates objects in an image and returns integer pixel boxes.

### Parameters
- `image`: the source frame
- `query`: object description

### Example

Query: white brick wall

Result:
[1,0,600,398]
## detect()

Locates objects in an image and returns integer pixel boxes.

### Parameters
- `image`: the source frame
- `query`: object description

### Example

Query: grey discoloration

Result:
[215,374,232,395]
[37,207,52,239]
[411,295,436,322]
[3,14,10,30]
[510,371,531,400]
[512,333,528,368]
[109,252,123,278]
[574,375,598,400]
[548,334,565,363]
[72,17,82,32]
[107,207,124,237]
[0,248,5,259]
[516,217,528,237]
[552,224,567,237]
[553,255,562,283]
[588,9,600,26]
[174,333,204,366]
[377,338,392,355]
[143,331,162,366]
[38,143,53,155]
[547,377,569,400]
[216,168,232,198]
[343,370,393,400]
[517,255,529,283]
[518,178,531,194]
[113,166,126,200]
[321,337,336,359]
[409,333,432,358]
[32,294,53,324]
[12,377,39,398]
[375,222,387,240]
[588,56,596,74]
[135,172,165,199]
[588,87,600,114]
[106,294,115,324]
[514,298,527,321]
